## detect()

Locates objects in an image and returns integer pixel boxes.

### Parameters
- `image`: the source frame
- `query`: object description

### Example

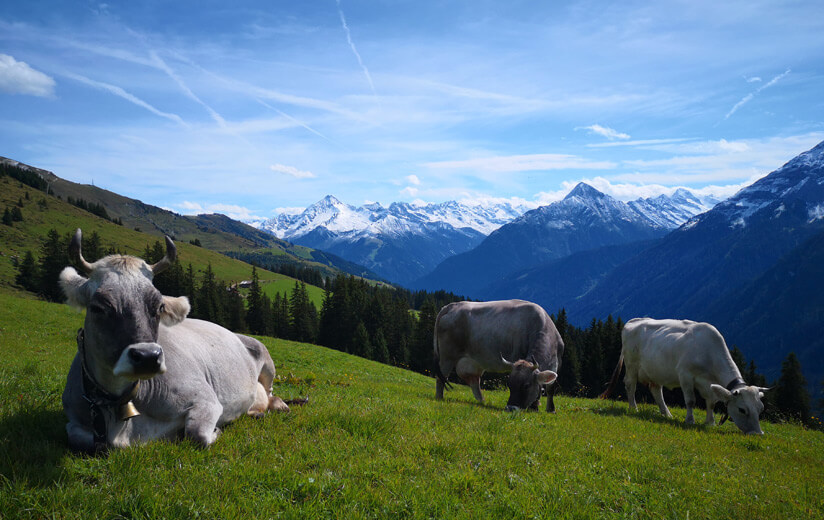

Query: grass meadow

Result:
[1,291,823,519]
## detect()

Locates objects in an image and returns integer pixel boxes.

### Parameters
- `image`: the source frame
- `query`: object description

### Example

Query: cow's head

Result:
[502,358,557,412]
[710,384,769,435]
[59,229,189,391]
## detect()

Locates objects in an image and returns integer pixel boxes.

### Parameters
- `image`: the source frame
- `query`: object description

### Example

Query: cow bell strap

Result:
[76,328,140,452]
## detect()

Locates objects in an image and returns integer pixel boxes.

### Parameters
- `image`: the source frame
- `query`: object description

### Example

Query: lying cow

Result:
[434,300,563,412]
[60,229,289,453]
[600,317,768,435]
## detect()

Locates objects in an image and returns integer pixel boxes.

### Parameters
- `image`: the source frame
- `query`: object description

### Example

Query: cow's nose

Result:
[505,405,521,412]
[128,344,164,373]
[747,430,764,436]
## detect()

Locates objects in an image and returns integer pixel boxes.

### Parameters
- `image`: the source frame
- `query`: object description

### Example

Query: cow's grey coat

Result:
[434,299,563,411]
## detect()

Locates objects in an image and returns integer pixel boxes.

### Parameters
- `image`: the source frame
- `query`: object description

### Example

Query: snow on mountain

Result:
[251,196,530,240]
[628,188,719,229]
[683,140,824,231]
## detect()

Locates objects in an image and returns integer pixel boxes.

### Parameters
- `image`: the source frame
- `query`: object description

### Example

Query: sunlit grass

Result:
[1,292,823,519]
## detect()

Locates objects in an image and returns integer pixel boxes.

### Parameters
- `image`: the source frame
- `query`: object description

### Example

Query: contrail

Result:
[64,72,188,127]
[336,0,376,96]
[725,69,791,120]
[256,98,337,144]
[148,50,227,128]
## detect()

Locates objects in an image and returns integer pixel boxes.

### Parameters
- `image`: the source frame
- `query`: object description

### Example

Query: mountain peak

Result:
[564,182,605,201]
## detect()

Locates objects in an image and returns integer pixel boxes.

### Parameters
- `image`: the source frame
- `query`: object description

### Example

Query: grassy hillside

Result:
[1,292,822,519]
[1,158,379,282]
[0,176,294,293]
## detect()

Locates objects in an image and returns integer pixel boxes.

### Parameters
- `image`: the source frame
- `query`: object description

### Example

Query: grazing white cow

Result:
[60,229,290,453]
[600,318,768,435]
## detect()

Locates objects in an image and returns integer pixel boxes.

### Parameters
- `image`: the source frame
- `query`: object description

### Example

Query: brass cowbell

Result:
[118,401,140,421]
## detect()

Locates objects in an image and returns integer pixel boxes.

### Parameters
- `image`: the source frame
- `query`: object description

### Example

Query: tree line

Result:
[14,229,823,428]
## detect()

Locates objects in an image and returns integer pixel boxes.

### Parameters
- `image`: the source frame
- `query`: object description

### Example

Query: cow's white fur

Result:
[60,244,288,452]
[615,318,766,435]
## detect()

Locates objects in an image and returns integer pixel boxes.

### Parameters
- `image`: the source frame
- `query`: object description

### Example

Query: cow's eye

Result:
[738,407,748,416]
[157,303,166,316]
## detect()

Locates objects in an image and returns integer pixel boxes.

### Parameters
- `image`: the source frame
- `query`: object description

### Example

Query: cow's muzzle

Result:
[505,405,522,412]
[114,343,166,379]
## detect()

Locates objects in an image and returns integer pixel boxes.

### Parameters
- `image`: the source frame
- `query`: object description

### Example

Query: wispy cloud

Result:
[423,154,616,173]
[586,138,696,148]
[63,71,188,126]
[578,124,630,140]
[0,54,56,97]
[725,69,791,119]
[256,98,334,143]
[270,163,316,179]
[175,201,262,220]
[406,174,421,185]
[336,0,376,96]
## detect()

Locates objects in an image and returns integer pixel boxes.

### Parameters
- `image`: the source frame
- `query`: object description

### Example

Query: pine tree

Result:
[11,206,23,222]
[729,346,746,372]
[37,229,70,302]
[775,352,811,424]
[15,250,40,293]
[195,264,223,325]
[372,329,390,364]
[2,207,12,226]
[351,321,373,359]
[245,267,267,335]
[410,298,438,374]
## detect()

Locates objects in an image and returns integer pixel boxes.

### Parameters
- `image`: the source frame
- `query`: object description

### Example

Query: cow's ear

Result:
[710,384,732,403]
[160,296,190,326]
[59,267,90,308]
[536,370,557,385]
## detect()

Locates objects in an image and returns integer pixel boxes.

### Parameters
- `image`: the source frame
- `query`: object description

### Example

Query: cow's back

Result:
[622,318,703,387]
[436,300,557,370]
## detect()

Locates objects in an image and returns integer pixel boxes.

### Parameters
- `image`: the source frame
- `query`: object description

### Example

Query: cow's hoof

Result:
[269,395,290,413]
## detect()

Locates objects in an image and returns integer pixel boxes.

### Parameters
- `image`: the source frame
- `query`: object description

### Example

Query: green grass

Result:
[1,291,823,519]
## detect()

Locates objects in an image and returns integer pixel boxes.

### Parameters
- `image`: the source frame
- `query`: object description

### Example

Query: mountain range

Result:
[250,187,717,287]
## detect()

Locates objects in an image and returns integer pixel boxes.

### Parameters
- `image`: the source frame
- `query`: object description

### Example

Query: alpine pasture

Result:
[1,292,822,519]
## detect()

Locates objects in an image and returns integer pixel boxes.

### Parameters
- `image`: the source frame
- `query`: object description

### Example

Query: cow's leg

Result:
[624,373,638,411]
[545,382,558,413]
[184,398,224,448]
[456,358,484,403]
[649,383,672,418]
[679,378,697,424]
[66,421,95,454]
[435,357,457,400]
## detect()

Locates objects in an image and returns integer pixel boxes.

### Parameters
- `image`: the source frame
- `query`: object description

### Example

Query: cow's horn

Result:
[757,386,772,393]
[500,355,514,367]
[69,228,94,274]
[149,236,177,274]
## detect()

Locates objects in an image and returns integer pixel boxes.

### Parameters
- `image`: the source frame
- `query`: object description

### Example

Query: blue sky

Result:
[2,0,824,220]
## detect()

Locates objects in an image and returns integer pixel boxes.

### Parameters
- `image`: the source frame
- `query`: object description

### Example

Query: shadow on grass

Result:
[0,407,68,487]
[588,400,717,433]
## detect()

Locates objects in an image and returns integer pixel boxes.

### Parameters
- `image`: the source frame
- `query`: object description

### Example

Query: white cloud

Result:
[274,206,306,216]
[175,201,261,220]
[746,76,762,83]
[0,54,56,97]
[406,174,421,185]
[270,163,316,179]
[423,153,616,173]
[579,124,631,140]
[401,186,419,197]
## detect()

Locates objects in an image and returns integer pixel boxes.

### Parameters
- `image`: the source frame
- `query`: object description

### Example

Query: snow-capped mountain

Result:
[414,183,674,296]
[629,188,720,229]
[251,195,528,239]
[247,196,531,285]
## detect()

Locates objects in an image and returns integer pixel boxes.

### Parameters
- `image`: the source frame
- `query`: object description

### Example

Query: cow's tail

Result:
[598,353,624,400]
[432,310,453,390]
